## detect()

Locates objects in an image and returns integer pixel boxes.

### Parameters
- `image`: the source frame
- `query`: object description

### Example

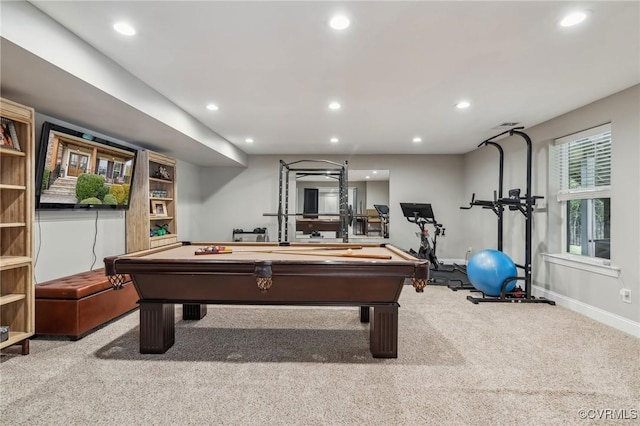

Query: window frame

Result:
[545,123,617,273]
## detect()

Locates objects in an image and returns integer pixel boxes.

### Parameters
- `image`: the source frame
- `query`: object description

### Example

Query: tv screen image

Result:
[35,121,138,210]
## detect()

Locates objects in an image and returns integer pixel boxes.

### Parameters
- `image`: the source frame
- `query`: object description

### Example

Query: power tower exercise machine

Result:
[461,128,554,304]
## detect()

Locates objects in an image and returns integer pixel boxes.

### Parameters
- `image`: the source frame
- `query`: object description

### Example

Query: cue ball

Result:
[347,249,353,254]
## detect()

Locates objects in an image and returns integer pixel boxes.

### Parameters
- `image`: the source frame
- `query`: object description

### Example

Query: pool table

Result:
[295,218,343,237]
[104,242,428,358]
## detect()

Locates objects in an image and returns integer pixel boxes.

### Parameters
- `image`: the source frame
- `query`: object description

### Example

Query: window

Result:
[554,123,611,259]
[96,158,108,177]
[113,161,124,178]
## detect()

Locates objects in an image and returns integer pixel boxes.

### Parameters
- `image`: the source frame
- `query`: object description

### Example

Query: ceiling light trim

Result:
[329,15,350,30]
[560,11,588,27]
[113,22,136,36]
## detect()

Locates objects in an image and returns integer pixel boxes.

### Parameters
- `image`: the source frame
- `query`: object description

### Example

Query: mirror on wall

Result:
[294,170,390,240]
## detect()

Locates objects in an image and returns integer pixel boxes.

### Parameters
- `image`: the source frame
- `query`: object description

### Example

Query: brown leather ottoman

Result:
[35,269,138,340]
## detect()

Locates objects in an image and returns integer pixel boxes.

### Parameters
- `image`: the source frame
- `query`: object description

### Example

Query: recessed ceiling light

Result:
[206,104,219,111]
[365,176,370,179]
[412,137,422,143]
[456,101,471,109]
[330,137,339,143]
[560,11,588,27]
[113,22,136,36]
[372,170,377,174]
[328,102,341,110]
[329,15,350,30]
[245,138,254,143]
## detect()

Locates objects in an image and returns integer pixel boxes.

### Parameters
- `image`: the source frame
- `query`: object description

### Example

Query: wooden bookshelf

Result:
[126,150,178,252]
[0,97,35,355]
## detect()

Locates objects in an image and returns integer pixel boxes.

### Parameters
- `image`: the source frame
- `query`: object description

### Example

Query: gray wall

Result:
[175,160,201,243]
[462,84,639,329]
[198,154,465,257]
[365,180,389,209]
[34,210,125,283]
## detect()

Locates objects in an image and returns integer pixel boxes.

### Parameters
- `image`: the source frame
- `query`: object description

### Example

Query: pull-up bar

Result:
[478,126,525,147]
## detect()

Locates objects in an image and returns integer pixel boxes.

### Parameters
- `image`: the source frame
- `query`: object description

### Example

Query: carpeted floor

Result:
[1,285,638,425]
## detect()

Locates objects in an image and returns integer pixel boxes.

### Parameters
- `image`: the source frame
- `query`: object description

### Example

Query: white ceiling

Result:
[1,1,639,166]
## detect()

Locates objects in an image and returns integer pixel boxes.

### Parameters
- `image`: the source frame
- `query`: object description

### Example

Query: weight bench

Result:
[35,269,138,340]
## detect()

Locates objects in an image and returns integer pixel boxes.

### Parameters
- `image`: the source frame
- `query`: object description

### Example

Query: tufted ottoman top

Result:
[35,269,130,300]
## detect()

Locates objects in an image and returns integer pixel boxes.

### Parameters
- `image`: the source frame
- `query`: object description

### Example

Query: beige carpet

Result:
[1,286,638,425]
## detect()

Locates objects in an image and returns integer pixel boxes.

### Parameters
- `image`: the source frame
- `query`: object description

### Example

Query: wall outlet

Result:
[620,288,631,303]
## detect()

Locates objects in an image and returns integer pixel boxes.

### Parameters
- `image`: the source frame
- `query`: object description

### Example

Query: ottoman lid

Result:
[35,269,128,299]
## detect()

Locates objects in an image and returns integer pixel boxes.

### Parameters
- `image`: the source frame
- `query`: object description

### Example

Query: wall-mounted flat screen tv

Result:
[35,121,138,210]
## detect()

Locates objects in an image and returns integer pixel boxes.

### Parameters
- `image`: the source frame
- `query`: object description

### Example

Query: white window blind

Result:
[554,123,611,201]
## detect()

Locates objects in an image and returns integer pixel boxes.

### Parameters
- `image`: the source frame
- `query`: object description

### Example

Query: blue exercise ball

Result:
[467,249,517,297]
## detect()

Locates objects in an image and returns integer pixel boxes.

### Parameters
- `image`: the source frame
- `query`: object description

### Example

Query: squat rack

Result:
[265,159,349,243]
[464,128,554,305]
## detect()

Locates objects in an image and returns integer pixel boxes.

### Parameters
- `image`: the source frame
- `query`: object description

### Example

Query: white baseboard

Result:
[533,286,640,338]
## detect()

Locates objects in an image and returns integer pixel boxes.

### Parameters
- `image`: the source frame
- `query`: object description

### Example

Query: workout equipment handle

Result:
[460,193,475,209]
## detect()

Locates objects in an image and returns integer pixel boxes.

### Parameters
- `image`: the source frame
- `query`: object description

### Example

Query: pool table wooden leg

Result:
[370,304,398,358]
[183,303,207,320]
[360,306,370,323]
[139,303,175,354]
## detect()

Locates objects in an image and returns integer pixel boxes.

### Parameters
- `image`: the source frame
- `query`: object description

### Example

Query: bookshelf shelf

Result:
[0,97,35,355]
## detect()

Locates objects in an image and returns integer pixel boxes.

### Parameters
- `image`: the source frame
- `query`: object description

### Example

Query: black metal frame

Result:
[464,128,555,305]
[399,202,468,287]
[400,202,443,266]
[274,159,349,243]
[455,140,506,291]
[461,140,505,251]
